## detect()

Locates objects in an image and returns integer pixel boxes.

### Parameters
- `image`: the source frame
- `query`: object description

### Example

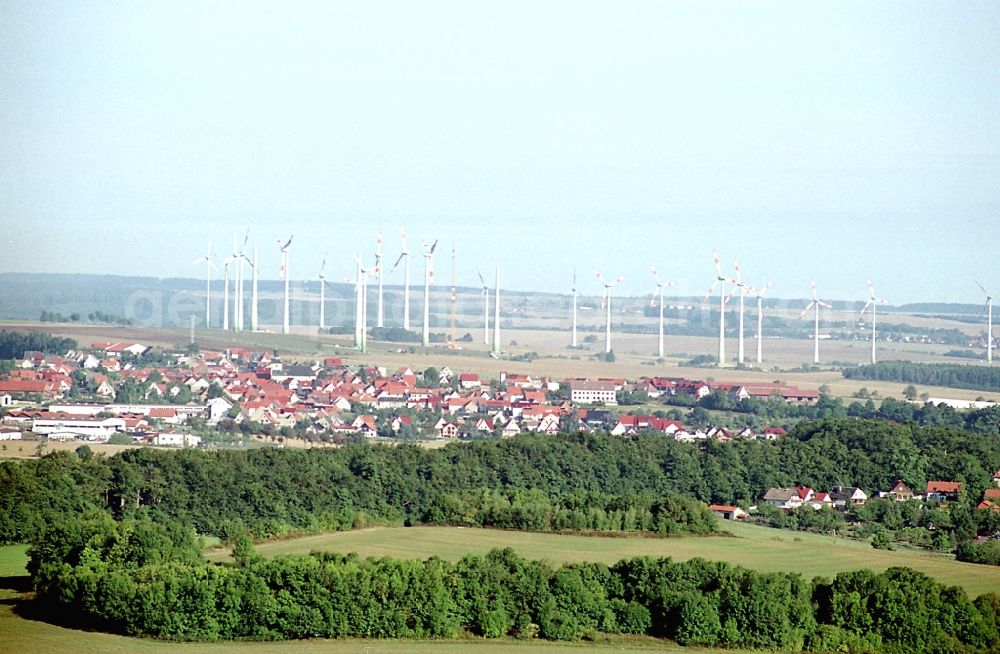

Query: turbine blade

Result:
[798,302,815,319]
[391,253,406,271]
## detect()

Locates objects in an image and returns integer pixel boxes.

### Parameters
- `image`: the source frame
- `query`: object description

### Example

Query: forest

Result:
[27,512,1000,652]
[843,361,1000,393]
[2,419,999,547]
[0,330,78,360]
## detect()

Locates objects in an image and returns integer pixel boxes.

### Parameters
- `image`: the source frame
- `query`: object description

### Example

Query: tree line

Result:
[0,330,77,360]
[844,361,1000,393]
[2,419,999,544]
[28,512,1000,651]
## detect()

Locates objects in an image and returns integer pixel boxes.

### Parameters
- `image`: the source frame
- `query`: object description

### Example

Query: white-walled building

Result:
[569,381,617,405]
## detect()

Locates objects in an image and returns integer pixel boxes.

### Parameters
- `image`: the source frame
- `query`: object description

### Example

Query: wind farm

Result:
[169,229,999,379]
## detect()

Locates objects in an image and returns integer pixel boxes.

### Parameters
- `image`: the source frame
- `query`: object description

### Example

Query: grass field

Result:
[205,522,1000,598]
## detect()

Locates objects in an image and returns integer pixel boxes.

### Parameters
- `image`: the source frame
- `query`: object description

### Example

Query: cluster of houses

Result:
[0,342,812,446]
[711,475,1000,522]
[711,476,1000,521]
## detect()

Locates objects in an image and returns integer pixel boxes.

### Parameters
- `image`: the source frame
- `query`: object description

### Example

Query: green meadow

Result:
[205,521,1000,597]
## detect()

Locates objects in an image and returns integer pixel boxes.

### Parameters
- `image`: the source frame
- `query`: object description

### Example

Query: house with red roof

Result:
[351,415,378,437]
[0,379,59,399]
[925,481,962,503]
[458,372,481,389]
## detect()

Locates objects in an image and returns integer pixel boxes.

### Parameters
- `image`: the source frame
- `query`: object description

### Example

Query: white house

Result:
[206,397,234,422]
[569,381,617,405]
[154,432,201,448]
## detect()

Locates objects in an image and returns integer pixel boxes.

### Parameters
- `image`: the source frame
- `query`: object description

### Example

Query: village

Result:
[3,340,997,523]
[0,340,824,445]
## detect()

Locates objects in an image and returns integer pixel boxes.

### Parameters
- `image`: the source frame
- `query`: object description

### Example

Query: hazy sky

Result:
[2,1,998,304]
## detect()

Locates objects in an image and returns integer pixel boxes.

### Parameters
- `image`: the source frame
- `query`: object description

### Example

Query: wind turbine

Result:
[594,270,624,354]
[650,265,676,359]
[977,281,993,364]
[492,265,501,355]
[477,270,490,345]
[248,244,259,332]
[221,252,235,331]
[798,281,831,365]
[390,228,412,331]
[235,229,249,331]
[375,230,385,328]
[276,235,293,334]
[858,280,888,364]
[704,250,729,365]
[748,281,773,364]
[191,242,216,328]
[347,258,363,348]
[571,271,580,348]
[357,256,378,353]
[729,259,748,364]
[421,239,437,347]
[227,238,241,331]
[318,253,328,330]
[240,242,259,332]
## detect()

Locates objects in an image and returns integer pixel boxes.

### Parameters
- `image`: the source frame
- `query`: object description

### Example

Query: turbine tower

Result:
[191,242,215,328]
[221,253,234,331]
[571,271,580,348]
[318,253,328,330]
[748,281,773,364]
[390,228,411,331]
[977,281,994,364]
[449,241,457,348]
[492,265,501,355]
[348,258,363,348]
[276,235,293,334]
[240,242,259,333]
[730,259,747,364]
[703,250,729,365]
[477,270,490,345]
[357,256,377,353]
[421,239,437,347]
[249,244,258,332]
[228,238,240,331]
[650,265,675,359]
[859,280,888,364]
[235,229,248,331]
[594,270,624,354]
[798,281,831,365]
[375,230,385,328]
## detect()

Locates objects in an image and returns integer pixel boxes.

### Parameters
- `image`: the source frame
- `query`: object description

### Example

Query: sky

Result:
[1,1,998,304]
